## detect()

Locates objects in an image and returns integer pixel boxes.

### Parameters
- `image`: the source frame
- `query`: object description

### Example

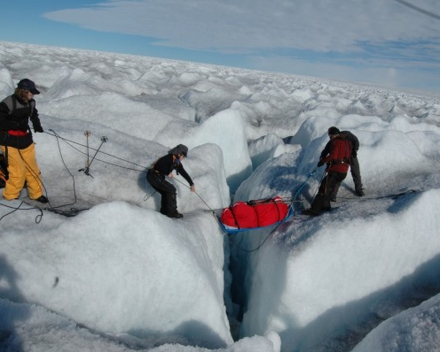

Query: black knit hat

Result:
[168,144,188,157]
[328,126,340,135]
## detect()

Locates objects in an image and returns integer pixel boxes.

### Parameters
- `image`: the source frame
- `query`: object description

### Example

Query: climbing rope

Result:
[45,130,147,172]
[0,128,150,223]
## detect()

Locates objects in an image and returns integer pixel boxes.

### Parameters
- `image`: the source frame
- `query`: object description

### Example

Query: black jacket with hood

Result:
[0,94,43,149]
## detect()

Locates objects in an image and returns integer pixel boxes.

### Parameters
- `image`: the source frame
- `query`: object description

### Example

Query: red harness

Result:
[8,130,28,136]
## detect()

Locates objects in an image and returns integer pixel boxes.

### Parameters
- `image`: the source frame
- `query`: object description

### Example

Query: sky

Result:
[1,41,440,352]
[1,0,440,95]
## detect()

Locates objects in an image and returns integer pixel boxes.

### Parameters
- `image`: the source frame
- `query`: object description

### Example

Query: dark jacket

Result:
[0,94,42,149]
[153,154,194,186]
[320,136,352,174]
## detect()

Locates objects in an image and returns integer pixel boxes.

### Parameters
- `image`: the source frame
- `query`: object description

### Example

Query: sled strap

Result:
[229,206,241,229]
[273,199,282,222]
[252,204,260,227]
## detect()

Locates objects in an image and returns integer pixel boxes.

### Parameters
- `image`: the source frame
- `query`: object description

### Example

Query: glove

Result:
[30,116,43,133]
[317,160,325,167]
[33,122,44,133]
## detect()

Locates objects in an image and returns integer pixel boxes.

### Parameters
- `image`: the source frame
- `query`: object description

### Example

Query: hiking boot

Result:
[33,195,49,204]
[166,212,183,219]
[330,195,336,202]
[301,209,319,216]
[355,189,365,197]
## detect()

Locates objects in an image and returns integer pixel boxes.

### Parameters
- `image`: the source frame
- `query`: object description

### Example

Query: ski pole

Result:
[78,130,91,175]
[85,130,91,169]
[79,136,108,177]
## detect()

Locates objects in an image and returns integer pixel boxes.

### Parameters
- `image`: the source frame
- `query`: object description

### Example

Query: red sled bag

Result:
[220,196,289,230]
[221,201,258,229]
[252,196,289,227]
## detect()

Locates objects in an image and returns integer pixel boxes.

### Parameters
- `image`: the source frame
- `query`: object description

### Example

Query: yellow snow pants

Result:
[1,143,44,200]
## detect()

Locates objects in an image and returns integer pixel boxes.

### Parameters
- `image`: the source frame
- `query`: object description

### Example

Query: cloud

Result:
[41,0,440,93]
[248,54,440,93]
[43,0,440,54]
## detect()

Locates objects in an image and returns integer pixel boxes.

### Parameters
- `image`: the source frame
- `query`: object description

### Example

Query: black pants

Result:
[331,156,363,198]
[350,156,363,192]
[311,171,347,215]
[147,169,178,215]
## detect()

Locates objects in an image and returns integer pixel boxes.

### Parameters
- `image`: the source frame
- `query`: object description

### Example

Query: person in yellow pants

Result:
[0,79,48,203]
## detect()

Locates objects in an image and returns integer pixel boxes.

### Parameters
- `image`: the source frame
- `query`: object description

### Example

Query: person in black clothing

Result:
[0,79,48,203]
[320,128,365,200]
[147,144,195,218]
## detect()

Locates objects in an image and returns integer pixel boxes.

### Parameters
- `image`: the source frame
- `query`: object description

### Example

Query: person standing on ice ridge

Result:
[0,79,48,203]
[320,127,365,200]
[147,144,195,218]
[303,127,351,216]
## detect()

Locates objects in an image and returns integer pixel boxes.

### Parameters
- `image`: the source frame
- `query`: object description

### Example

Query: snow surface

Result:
[1,40,440,352]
